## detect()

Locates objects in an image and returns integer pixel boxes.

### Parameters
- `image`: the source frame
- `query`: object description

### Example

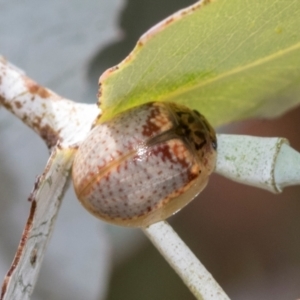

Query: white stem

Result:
[0,57,99,147]
[143,221,230,300]
[215,134,290,193]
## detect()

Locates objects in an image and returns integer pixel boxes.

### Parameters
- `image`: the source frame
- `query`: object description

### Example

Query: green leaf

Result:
[99,0,300,127]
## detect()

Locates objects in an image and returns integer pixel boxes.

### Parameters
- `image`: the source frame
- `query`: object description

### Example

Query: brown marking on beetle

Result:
[24,77,51,99]
[170,142,190,169]
[172,105,217,155]
[130,165,198,219]
[1,200,37,299]
[195,140,206,151]
[152,144,174,163]
[187,170,198,182]
[142,105,162,137]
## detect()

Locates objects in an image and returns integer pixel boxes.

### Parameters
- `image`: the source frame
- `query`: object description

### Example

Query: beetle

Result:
[72,102,217,227]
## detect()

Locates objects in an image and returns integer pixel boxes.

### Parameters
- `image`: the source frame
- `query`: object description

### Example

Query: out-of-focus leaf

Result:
[99,0,300,126]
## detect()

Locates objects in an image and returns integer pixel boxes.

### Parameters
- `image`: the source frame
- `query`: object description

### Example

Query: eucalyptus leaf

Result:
[99,0,300,126]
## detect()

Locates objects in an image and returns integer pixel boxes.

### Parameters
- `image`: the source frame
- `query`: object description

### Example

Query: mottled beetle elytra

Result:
[72,102,217,227]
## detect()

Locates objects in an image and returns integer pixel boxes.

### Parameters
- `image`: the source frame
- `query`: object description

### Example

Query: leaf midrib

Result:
[158,41,300,102]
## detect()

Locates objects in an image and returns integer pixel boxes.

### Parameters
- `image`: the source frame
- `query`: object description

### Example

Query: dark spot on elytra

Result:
[175,123,191,137]
[176,111,185,118]
[142,104,161,137]
[188,171,198,182]
[151,144,174,164]
[194,130,205,140]
[195,140,206,150]
[187,115,195,124]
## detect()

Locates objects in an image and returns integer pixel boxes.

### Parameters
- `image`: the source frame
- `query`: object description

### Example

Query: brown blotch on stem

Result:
[24,78,51,99]
[0,98,12,111]
[39,124,60,149]
[0,95,5,105]
[0,200,37,300]
[30,115,60,149]
[14,101,22,109]
[28,176,41,202]
[30,249,38,267]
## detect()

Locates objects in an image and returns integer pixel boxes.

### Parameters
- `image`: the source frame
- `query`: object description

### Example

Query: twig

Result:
[215,134,300,192]
[143,221,230,300]
[0,57,99,148]
[0,147,75,300]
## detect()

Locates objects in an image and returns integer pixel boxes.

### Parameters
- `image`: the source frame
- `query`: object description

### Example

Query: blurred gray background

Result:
[1,1,300,299]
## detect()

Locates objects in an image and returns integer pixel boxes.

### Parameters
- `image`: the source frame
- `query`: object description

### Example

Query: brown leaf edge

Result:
[97,0,214,120]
